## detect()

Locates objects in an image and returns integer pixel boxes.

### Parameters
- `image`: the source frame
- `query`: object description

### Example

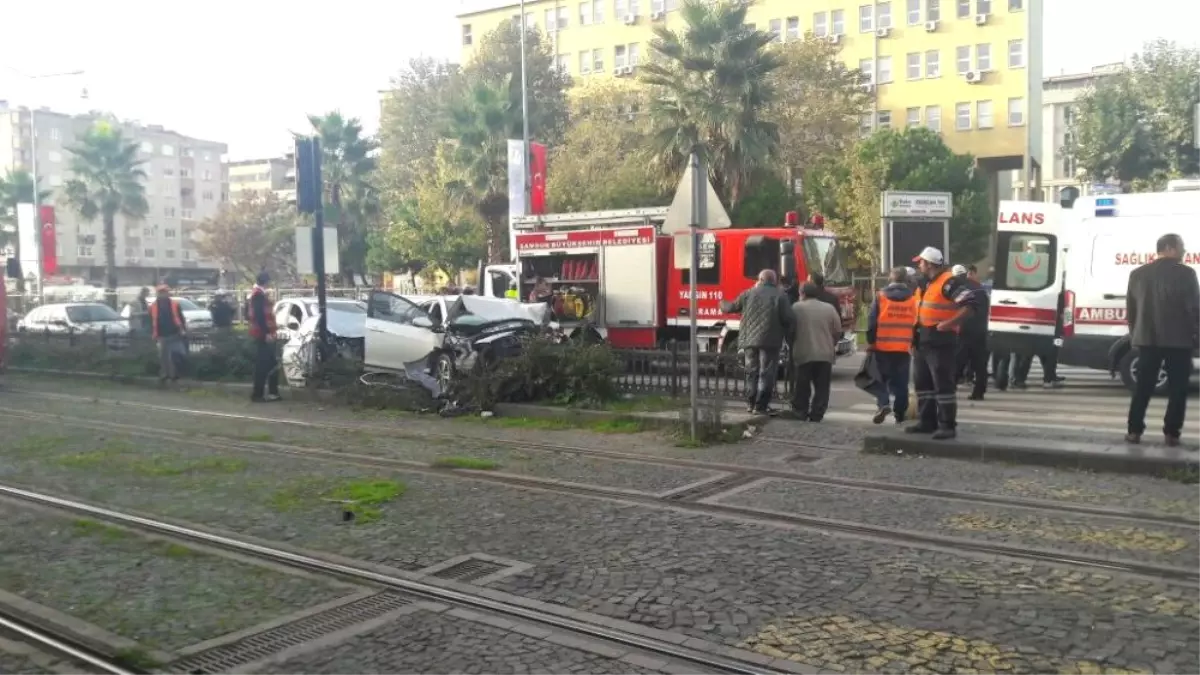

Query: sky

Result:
[0,0,1196,161]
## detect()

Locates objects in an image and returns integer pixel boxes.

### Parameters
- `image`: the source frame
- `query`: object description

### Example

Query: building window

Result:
[144,225,158,236]
[768,18,782,42]
[978,0,992,13]
[878,111,892,128]
[977,100,994,128]
[955,102,971,130]
[592,48,604,71]
[859,5,874,32]
[1009,0,1023,10]
[860,114,874,136]
[616,0,639,18]
[906,0,921,24]
[77,245,93,257]
[1062,132,1076,177]
[182,249,193,261]
[926,106,942,132]
[144,249,155,258]
[785,16,800,39]
[124,246,135,258]
[462,24,472,45]
[975,43,991,70]
[876,2,892,29]
[554,54,570,72]
[906,107,921,128]
[580,1,602,25]
[203,151,212,161]
[182,147,194,158]
[164,206,176,217]
[859,58,875,84]
[928,0,941,21]
[906,53,922,80]
[48,175,62,187]
[877,56,893,83]
[956,46,971,74]
[49,128,61,141]
[202,190,214,201]
[956,0,970,18]
[161,144,175,156]
[546,7,569,29]
[832,9,845,33]
[165,228,177,238]
[180,168,192,179]
[579,51,592,74]
[1008,39,1025,68]
[813,11,828,36]
[165,249,176,259]
[1008,97,1025,126]
[1063,105,1075,127]
[181,209,194,220]
[925,50,941,77]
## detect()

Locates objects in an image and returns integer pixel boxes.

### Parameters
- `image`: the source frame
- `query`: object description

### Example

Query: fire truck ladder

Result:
[512,207,670,231]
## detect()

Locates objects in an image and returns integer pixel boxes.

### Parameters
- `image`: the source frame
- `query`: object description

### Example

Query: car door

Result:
[364,291,439,371]
[989,201,1064,352]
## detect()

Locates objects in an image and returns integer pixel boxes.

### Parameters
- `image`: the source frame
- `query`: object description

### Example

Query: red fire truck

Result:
[481,206,857,353]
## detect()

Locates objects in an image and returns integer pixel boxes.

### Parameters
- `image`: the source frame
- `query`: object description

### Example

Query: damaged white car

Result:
[283,291,550,395]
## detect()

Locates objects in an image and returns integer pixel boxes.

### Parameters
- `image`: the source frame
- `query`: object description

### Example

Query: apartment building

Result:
[225,155,297,204]
[458,0,1045,189]
[0,102,228,287]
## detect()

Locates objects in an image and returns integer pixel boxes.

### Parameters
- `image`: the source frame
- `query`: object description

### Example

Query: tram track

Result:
[0,404,1196,584]
[0,611,133,675]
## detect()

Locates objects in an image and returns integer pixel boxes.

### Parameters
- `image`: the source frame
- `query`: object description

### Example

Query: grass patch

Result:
[588,395,682,413]
[113,646,162,671]
[7,434,69,458]
[155,542,197,558]
[72,519,129,541]
[128,456,249,477]
[431,456,500,471]
[55,442,250,477]
[241,432,274,443]
[270,478,406,525]
[470,414,646,434]
[588,417,645,434]
[1161,466,1200,484]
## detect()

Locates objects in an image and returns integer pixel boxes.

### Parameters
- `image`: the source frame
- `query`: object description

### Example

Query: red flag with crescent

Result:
[530,142,547,215]
[39,205,57,275]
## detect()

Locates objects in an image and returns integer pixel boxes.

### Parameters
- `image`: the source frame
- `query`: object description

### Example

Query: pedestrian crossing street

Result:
[825,362,1200,437]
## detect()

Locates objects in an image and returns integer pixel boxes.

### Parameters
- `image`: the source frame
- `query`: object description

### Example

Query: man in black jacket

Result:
[721,269,794,415]
[956,264,991,400]
[1125,233,1200,446]
[808,272,841,316]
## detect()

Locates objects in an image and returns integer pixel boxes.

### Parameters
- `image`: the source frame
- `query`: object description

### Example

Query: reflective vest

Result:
[875,292,918,352]
[504,289,518,300]
[148,298,183,339]
[247,287,277,340]
[916,270,960,333]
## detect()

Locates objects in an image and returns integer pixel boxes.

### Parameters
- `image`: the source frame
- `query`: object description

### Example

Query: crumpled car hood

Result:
[444,295,548,330]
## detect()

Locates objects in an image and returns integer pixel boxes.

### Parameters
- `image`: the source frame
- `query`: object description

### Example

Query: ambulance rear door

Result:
[988,201,1064,354]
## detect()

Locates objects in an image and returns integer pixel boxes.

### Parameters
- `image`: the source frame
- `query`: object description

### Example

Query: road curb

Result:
[863,431,1200,478]
[491,402,766,433]
[5,367,337,402]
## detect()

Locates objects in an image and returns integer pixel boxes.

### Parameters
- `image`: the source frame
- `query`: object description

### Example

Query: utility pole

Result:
[519,0,532,212]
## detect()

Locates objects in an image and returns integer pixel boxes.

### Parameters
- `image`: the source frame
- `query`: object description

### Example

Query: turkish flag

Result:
[39,205,57,275]
[530,142,547,215]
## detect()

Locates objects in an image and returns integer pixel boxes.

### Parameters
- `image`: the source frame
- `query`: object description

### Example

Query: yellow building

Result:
[457,0,1044,187]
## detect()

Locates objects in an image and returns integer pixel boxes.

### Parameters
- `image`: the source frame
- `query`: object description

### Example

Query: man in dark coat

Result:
[721,269,794,415]
[1124,233,1199,446]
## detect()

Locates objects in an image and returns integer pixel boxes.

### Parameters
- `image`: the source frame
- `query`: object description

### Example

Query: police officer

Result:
[909,247,983,440]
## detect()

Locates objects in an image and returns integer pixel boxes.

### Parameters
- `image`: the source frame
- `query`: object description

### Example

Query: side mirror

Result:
[412,315,434,329]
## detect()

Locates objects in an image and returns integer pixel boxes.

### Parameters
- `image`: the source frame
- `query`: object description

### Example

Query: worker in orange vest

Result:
[247,271,281,402]
[909,247,984,440]
[148,284,187,383]
[865,266,918,424]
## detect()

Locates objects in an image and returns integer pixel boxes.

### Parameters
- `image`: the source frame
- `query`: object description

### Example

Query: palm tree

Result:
[303,112,379,283]
[442,77,520,263]
[639,0,782,208]
[0,169,53,292]
[62,121,148,299]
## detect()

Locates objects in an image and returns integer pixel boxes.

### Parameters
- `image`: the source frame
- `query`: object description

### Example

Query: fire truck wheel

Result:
[1118,350,1169,396]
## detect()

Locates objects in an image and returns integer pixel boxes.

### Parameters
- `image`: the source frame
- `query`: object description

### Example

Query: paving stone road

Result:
[0,377,1197,674]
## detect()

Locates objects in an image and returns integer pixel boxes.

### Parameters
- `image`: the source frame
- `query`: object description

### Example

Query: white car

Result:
[19,302,131,336]
[274,297,367,340]
[120,297,213,331]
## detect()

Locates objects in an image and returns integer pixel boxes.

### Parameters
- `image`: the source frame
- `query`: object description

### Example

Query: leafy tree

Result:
[806,128,990,268]
[639,0,782,208]
[766,37,872,177]
[375,144,485,276]
[303,112,379,282]
[61,121,149,297]
[729,172,795,226]
[378,57,463,195]
[546,81,668,212]
[0,170,51,291]
[194,191,303,284]
[1068,41,1200,190]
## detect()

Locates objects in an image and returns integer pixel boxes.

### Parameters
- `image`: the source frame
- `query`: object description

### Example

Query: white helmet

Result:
[951,264,968,277]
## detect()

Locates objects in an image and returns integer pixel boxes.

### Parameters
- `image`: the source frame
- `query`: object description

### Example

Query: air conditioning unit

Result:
[974,13,989,25]
[861,83,876,93]
[875,27,890,38]
[622,65,635,75]
[924,20,938,32]
[827,33,842,44]
[623,14,637,25]
[651,10,664,20]
[964,69,983,83]
[614,67,626,76]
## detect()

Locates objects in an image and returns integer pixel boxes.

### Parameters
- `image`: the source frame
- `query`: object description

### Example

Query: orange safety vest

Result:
[148,298,183,339]
[875,292,918,352]
[246,287,277,340]
[916,269,960,333]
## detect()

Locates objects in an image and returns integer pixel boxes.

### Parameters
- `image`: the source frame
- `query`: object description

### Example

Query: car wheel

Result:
[1119,350,1169,395]
[434,353,456,393]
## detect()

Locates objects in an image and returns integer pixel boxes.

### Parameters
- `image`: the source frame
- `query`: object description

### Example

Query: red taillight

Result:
[1061,290,1075,339]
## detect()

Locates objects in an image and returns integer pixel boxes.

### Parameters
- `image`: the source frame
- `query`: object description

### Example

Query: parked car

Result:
[274,297,367,340]
[121,297,213,332]
[18,302,131,336]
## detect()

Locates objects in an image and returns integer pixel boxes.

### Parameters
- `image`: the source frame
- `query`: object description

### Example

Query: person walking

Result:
[789,282,843,422]
[865,267,917,424]
[958,264,991,400]
[908,247,982,440]
[807,272,841,316]
[247,272,282,403]
[148,284,186,384]
[209,291,235,330]
[1124,233,1199,446]
[720,269,793,415]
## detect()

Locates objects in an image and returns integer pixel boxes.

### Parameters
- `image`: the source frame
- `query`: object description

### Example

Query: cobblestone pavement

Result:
[0,500,355,654]
[257,608,668,674]
[0,408,1196,674]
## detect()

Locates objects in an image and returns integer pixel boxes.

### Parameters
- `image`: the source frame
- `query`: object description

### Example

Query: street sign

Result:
[295,227,340,276]
[663,162,730,269]
[881,191,953,219]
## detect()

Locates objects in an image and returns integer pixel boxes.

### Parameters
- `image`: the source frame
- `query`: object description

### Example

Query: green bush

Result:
[453,336,621,408]
[7,332,255,382]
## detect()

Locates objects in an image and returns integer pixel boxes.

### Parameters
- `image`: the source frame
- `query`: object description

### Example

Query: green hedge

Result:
[7,332,258,382]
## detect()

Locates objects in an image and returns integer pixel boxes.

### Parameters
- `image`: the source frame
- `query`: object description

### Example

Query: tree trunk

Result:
[478,192,510,264]
[103,212,118,307]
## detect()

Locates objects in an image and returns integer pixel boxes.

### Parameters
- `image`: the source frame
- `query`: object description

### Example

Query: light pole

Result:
[518,0,531,213]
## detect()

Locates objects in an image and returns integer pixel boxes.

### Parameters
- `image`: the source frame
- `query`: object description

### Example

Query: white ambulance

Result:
[990,192,1200,393]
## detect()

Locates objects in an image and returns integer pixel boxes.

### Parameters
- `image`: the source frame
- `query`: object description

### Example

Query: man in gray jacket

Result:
[721,269,793,415]
[1125,233,1200,447]
[790,283,843,421]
